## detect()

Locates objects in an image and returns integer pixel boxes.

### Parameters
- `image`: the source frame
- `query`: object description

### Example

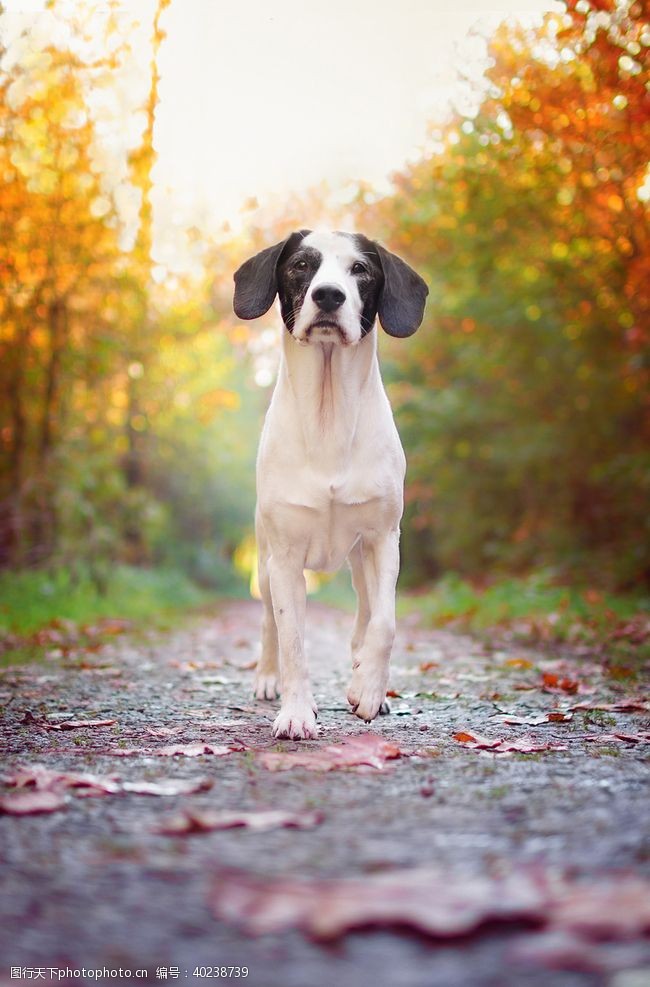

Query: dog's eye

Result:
[294,259,308,271]
[351,262,368,275]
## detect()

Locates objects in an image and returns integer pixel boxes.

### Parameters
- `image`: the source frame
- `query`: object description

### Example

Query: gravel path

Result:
[0,599,648,987]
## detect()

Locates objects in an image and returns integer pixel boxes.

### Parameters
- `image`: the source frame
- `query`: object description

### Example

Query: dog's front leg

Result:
[347,529,399,722]
[268,550,318,739]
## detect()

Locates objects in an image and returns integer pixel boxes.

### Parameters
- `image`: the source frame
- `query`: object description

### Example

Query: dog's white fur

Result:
[254,231,405,739]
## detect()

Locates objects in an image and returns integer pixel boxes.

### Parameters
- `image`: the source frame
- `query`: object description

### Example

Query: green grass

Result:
[0,564,219,635]
[398,571,649,662]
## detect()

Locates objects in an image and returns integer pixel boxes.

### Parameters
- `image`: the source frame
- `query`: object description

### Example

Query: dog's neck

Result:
[276,327,379,468]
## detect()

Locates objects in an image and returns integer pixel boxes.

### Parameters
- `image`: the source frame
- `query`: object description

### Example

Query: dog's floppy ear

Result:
[233,230,311,320]
[376,245,429,338]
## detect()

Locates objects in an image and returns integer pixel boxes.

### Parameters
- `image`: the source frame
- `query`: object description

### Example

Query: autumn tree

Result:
[358,0,649,588]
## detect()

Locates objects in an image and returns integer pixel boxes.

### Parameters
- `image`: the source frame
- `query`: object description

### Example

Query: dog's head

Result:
[233,229,428,345]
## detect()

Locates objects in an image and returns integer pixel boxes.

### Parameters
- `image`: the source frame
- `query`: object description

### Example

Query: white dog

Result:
[233,230,428,739]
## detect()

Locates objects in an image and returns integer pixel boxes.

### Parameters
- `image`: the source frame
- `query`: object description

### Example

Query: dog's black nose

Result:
[312,284,346,313]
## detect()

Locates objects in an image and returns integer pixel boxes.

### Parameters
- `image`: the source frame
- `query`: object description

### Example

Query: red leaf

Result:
[0,790,67,815]
[453,731,503,749]
[259,733,402,772]
[121,778,213,796]
[209,867,546,939]
[583,732,650,745]
[209,867,650,943]
[157,808,324,835]
[501,712,573,725]
[548,876,650,938]
[570,699,648,713]
[542,673,579,694]
[453,732,567,754]
[4,764,121,794]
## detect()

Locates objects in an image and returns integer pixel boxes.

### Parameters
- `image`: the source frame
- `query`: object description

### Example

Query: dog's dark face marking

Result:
[275,231,385,345]
[233,229,428,341]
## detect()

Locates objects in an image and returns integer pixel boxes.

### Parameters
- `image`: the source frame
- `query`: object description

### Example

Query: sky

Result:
[3,0,561,265]
[153,0,560,231]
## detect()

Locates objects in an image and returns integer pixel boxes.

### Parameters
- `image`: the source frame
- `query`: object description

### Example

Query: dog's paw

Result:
[254,671,280,701]
[347,666,388,723]
[272,701,318,740]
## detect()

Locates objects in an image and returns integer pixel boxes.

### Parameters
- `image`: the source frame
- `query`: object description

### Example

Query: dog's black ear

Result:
[376,245,428,338]
[233,230,311,320]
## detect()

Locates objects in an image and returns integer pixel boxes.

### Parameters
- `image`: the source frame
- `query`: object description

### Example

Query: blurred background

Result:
[0,0,648,642]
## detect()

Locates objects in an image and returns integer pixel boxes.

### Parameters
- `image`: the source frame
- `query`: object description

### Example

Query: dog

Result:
[233,229,428,739]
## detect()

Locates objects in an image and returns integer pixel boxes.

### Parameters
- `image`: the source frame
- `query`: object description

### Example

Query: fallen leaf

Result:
[225,658,257,670]
[453,731,567,754]
[4,764,121,794]
[500,712,573,726]
[122,778,213,796]
[44,718,117,731]
[0,790,68,815]
[79,667,122,677]
[107,742,242,757]
[570,699,648,713]
[499,737,568,754]
[542,673,579,694]
[386,689,402,698]
[144,726,185,738]
[509,930,648,974]
[259,733,402,773]
[4,763,214,799]
[156,742,239,757]
[209,867,545,939]
[504,658,533,669]
[582,732,650,745]
[157,808,324,835]
[419,662,439,672]
[82,618,132,637]
[547,875,650,938]
[209,866,650,943]
[453,731,502,749]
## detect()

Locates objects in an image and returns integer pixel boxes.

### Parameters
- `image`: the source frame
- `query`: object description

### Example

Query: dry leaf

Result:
[501,712,573,726]
[0,790,68,815]
[570,699,648,713]
[259,733,402,773]
[504,658,534,669]
[547,876,650,938]
[582,732,650,745]
[4,764,213,799]
[156,742,239,757]
[542,673,579,694]
[107,742,241,757]
[453,731,567,754]
[157,808,324,835]
[121,778,213,796]
[4,764,121,794]
[209,866,650,943]
[44,718,117,731]
[453,731,502,749]
[209,867,545,939]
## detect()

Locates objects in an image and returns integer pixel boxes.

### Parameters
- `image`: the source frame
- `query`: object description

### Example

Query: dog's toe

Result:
[378,700,391,715]
[348,672,388,723]
[254,673,280,701]
[272,702,318,740]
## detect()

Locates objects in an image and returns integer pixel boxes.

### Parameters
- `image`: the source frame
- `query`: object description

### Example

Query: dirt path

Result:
[1,599,648,987]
